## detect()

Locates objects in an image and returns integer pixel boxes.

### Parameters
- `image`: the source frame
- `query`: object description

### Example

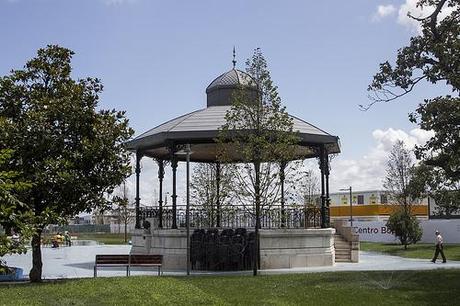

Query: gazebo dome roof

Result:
[206,69,256,93]
[126,67,341,162]
[205,69,258,107]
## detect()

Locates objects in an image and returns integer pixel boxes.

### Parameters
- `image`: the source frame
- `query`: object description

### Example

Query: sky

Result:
[0,0,447,205]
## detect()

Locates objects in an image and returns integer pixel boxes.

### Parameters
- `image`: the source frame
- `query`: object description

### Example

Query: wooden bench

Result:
[94,254,163,277]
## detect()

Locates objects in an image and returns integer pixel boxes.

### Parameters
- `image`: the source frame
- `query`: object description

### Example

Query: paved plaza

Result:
[3,244,459,280]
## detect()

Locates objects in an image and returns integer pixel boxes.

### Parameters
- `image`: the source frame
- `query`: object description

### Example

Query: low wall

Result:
[131,229,187,270]
[351,219,460,243]
[131,228,336,271]
[259,228,335,269]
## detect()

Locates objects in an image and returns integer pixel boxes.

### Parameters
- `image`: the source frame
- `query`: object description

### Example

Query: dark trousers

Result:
[432,244,446,262]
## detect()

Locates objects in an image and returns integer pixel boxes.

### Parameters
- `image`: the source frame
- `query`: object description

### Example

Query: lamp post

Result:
[339,187,353,227]
[175,144,193,276]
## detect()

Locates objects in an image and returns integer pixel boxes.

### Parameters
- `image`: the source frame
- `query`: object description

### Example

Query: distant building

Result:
[329,190,428,222]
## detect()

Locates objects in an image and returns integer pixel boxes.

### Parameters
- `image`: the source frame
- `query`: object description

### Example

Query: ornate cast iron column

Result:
[135,151,143,229]
[171,149,178,229]
[157,159,165,229]
[325,153,331,228]
[216,162,221,228]
[319,145,326,228]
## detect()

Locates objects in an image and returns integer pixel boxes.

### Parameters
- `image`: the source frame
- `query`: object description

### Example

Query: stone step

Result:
[335,254,351,258]
[335,250,351,255]
[335,258,351,262]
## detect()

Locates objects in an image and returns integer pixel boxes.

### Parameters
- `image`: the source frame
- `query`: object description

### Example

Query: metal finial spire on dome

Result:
[232,46,237,69]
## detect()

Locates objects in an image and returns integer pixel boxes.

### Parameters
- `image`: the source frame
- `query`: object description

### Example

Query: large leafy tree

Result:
[411,163,460,216]
[367,0,460,185]
[218,48,299,276]
[0,45,133,282]
[0,149,32,273]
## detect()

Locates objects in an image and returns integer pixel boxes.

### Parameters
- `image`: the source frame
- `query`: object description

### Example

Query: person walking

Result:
[431,230,446,263]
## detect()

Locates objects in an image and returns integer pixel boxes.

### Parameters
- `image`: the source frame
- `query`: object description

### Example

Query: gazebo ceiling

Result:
[126,69,340,162]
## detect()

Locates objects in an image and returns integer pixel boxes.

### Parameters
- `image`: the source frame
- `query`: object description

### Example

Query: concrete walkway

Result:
[3,245,460,280]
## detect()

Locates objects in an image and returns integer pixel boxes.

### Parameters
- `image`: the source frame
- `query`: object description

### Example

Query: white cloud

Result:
[373,4,397,21]
[329,128,434,192]
[397,0,456,33]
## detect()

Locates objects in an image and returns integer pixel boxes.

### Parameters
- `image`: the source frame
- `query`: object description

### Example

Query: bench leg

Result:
[127,266,129,277]
[158,266,160,276]
[94,266,97,278]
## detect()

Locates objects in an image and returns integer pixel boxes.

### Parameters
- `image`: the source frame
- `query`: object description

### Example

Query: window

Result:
[380,194,388,204]
[357,195,364,205]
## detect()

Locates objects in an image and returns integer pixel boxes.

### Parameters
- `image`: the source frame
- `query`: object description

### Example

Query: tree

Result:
[383,141,417,209]
[217,48,299,275]
[111,181,135,242]
[411,163,460,216]
[384,141,423,248]
[0,149,32,273]
[0,45,133,282]
[190,163,235,227]
[367,0,459,183]
[386,209,423,249]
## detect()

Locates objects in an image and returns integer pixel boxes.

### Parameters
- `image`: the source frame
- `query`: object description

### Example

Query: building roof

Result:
[125,67,341,162]
[206,69,256,94]
[126,105,340,162]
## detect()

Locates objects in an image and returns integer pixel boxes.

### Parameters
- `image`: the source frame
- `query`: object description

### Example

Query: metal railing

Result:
[140,205,321,229]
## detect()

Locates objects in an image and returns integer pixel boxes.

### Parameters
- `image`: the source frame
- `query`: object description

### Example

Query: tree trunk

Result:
[253,161,261,276]
[29,229,43,283]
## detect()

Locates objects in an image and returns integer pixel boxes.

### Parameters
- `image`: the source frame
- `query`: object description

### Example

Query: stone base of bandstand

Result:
[130,228,335,271]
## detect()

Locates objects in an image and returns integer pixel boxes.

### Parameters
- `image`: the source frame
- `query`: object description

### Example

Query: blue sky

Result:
[0,0,445,198]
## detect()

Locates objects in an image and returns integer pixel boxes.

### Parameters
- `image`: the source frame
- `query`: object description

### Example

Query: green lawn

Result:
[361,242,460,261]
[1,270,459,305]
[73,233,131,245]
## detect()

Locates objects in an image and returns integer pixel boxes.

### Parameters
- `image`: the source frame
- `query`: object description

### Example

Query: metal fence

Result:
[140,205,321,229]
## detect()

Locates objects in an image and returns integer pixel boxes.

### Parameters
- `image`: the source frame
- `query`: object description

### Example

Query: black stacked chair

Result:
[189,228,255,271]
[191,229,205,269]
[245,231,256,270]
[230,234,245,270]
[204,228,219,270]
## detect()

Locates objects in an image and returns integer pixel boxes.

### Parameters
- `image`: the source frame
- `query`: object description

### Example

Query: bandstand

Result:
[126,63,341,271]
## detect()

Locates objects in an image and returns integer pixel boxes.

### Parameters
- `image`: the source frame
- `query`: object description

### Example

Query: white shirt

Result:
[436,234,443,245]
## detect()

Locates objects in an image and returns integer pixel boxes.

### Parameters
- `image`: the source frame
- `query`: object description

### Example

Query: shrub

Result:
[386,209,422,249]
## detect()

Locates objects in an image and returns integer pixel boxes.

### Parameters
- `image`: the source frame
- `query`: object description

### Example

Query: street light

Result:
[175,144,193,276]
[339,186,353,227]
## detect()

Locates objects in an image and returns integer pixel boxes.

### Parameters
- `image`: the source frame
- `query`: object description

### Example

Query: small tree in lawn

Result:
[383,141,422,248]
[0,45,133,282]
[111,181,134,242]
[218,48,298,276]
